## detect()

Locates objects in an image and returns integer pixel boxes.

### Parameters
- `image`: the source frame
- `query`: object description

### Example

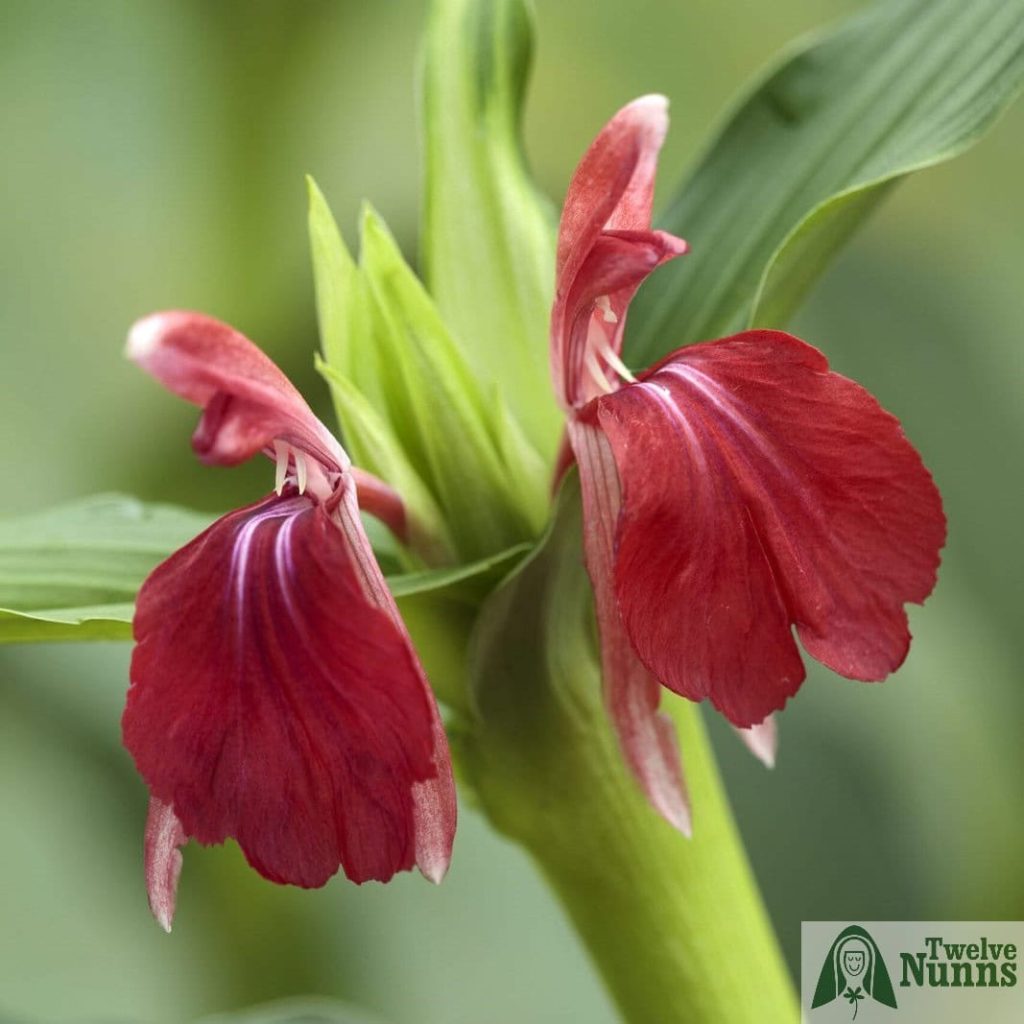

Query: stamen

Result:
[585,349,616,396]
[595,336,637,384]
[273,440,289,496]
[295,452,308,496]
[595,295,619,324]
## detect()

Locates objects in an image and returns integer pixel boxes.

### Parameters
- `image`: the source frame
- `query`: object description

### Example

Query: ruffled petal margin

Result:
[124,491,455,926]
[587,330,946,727]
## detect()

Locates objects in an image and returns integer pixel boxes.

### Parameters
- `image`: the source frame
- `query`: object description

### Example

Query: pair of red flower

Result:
[125,97,944,928]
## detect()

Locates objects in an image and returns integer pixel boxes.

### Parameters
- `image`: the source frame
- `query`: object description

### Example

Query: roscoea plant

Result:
[2,0,1021,1021]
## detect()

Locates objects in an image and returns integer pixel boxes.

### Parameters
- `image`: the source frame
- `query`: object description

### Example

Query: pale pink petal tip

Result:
[126,312,172,363]
[735,716,778,769]
[412,712,457,885]
[630,93,668,115]
[412,783,454,884]
[654,781,692,838]
[626,94,669,137]
[415,835,450,885]
[144,797,187,933]
[635,708,692,837]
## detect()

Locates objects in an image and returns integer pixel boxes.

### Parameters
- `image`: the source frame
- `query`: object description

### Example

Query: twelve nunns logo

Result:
[812,926,898,1018]
[899,934,1018,989]
[810,924,1019,1019]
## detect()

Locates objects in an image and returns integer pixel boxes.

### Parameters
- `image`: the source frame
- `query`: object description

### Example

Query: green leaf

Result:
[421,0,561,462]
[0,494,527,652]
[314,355,453,562]
[393,541,531,711]
[309,179,449,562]
[0,495,213,643]
[310,181,548,562]
[627,0,1024,366]
[308,177,389,411]
[0,604,137,643]
[389,542,530,601]
[357,205,548,560]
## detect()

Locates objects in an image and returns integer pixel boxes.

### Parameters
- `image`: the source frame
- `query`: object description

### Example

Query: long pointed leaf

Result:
[627,0,1024,365]
[0,496,212,642]
[0,496,529,645]
[421,0,561,461]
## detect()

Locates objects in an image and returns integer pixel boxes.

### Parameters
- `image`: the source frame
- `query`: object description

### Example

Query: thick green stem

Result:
[463,478,797,1023]
[523,699,796,1023]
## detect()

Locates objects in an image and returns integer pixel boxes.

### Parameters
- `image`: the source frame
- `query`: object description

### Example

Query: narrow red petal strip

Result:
[127,312,344,471]
[125,491,453,893]
[331,488,456,883]
[590,330,946,727]
[350,467,408,544]
[143,796,187,932]
[569,421,691,835]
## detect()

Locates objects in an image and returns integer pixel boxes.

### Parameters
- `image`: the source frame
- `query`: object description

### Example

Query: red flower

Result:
[553,97,945,831]
[124,312,455,930]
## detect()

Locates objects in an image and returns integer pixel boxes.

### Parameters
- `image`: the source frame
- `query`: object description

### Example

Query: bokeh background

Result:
[1,1,1022,1021]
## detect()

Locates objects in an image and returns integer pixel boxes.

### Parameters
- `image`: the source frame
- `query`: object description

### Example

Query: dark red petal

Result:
[568,421,691,835]
[127,311,344,471]
[590,330,946,727]
[124,493,453,889]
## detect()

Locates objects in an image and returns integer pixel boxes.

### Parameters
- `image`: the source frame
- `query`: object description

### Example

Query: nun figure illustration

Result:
[812,925,898,1018]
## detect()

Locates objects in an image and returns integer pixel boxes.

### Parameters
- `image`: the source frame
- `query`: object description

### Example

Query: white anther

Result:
[295,452,308,495]
[273,440,289,496]
[584,349,616,396]
[595,295,618,324]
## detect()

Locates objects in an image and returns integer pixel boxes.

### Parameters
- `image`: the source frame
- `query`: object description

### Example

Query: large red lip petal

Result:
[124,493,452,894]
[590,330,946,727]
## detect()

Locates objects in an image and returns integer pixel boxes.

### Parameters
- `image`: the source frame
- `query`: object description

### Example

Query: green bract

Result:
[309,187,547,564]
[421,0,560,463]
[627,0,1024,366]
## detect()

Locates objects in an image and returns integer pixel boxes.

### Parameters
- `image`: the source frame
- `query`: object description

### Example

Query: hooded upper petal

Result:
[128,311,345,472]
[584,330,946,727]
[123,490,455,916]
[551,97,687,409]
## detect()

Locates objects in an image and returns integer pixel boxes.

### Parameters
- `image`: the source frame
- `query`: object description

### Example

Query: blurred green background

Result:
[1,1,1021,1021]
